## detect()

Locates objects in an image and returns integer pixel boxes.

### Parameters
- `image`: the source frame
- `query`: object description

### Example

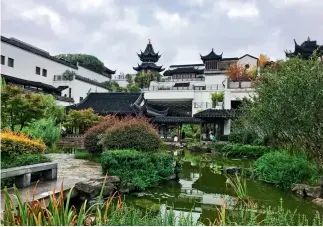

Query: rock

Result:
[75,180,116,198]
[291,184,322,198]
[312,198,323,207]
[120,183,136,194]
[222,166,242,175]
[89,176,120,184]
[164,173,177,181]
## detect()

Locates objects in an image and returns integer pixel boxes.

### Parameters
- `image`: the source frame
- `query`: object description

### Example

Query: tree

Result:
[125,74,133,85]
[62,70,76,81]
[63,108,99,134]
[226,63,255,82]
[239,55,323,162]
[102,81,121,92]
[1,85,46,131]
[258,54,270,68]
[55,54,109,77]
[134,71,157,88]
[127,84,141,92]
[42,95,65,124]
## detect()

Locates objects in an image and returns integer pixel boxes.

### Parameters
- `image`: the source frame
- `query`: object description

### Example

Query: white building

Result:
[1,36,115,106]
[144,49,258,137]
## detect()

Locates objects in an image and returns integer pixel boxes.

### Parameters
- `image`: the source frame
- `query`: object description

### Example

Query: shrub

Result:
[1,154,51,169]
[218,143,270,158]
[101,150,174,190]
[100,117,161,152]
[1,130,46,157]
[253,151,319,189]
[22,118,60,147]
[84,116,119,154]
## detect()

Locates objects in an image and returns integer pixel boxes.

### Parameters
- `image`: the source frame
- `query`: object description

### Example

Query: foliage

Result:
[253,151,319,189]
[22,118,60,147]
[84,116,120,154]
[2,182,198,226]
[211,91,225,105]
[125,73,133,84]
[134,71,158,88]
[42,95,65,124]
[62,69,77,81]
[55,53,108,76]
[127,84,141,92]
[1,86,47,131]
[102,80,123,92]
[217,143,271,158]
[241,56,323,162]
[225,174,249,201]
[229,119,264,145]
[100,117,162,152]
[64,108,100,134]
[226,63,254,81]
[101,150,174,190]
[258,53,270,68]
[1,130,46,157]
[1,154,51,169]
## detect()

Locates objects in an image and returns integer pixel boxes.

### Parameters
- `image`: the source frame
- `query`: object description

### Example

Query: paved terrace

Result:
[1,154,102,213]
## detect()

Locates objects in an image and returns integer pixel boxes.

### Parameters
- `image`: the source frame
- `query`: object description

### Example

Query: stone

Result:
[291,184,322,198]
[223,167,242,175]
[89,176,120,184]
[120,183,136,194]
[312,198,323,207]
[75,180,102,197]
[43,168,57,181]
[15,173,31,188]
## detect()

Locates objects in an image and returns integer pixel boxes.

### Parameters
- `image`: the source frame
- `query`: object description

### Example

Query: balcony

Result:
[161,77,205,82]
[228,80,253,89]
[143,84,225,91]
[193,102,213,109]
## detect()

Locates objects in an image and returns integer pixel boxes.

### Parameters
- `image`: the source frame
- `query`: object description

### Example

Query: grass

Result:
[74,150,101,163]
[225,174,249,201]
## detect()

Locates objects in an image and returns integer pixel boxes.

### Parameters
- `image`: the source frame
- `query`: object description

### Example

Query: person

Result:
[212,134,217,142]
[174,133,178,142]
[209,131,213,141]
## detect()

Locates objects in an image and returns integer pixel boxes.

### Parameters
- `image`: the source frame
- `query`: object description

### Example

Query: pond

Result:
[124,151,323,225]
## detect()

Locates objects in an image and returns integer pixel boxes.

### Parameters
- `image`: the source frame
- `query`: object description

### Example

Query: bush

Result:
[253,151,319,189]
[100,117,162,152]
[22,118,60,147]
[101,150,174,190]
[1,154,51,169]
[218,143,271,158]
[1,130,46,157]
[84,116,119,154]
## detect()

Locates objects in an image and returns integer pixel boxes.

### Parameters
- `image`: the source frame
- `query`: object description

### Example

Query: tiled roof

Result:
[1,36,78,69]
[133,62,165,72]
[194,109,240,119]
[285,38,323,59]
[200,49,223,62]
[152,116,201,124]
[164,67,204,76]
[67,92,143,115]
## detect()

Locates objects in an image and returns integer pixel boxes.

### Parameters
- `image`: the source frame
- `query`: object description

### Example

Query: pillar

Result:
[15,173,31,188]
[44,168,58,181]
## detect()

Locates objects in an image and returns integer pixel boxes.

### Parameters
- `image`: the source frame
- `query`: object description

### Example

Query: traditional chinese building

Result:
[285,37,323,59]
[133,39,165,74]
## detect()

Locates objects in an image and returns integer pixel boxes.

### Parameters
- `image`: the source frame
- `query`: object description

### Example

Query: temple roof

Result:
[285,37,323,59]
[200,48,223,62]
[152,116,201,124]
[194,109,240,119]
[164,67,204,76]
[137,40,161,63]
[133,62,165,72]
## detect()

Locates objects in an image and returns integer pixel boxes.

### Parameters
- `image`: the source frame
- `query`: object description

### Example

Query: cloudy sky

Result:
[1,0,323,74]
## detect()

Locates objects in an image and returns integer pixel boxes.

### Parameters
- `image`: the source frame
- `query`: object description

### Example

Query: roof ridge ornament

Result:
[307,36,311,41]
[148,39,151,44]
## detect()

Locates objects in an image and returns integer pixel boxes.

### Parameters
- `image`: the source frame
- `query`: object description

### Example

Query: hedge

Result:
[100,117,162,152]
[101,150,174,190]
[1,131,46,157]
[217,143,271,158]
[84,116,120,154]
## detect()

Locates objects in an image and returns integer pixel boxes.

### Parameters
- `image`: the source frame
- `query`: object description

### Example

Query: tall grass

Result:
[225,173,249,201]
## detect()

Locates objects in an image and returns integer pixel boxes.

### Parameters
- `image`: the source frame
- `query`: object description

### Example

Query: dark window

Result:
[1,55,5,65]
[8,58,14,67]
[245,64,250,69]
[42,69,47,77]
[79,97,83,102]
[69,88,72,98]
[36,67,41,75]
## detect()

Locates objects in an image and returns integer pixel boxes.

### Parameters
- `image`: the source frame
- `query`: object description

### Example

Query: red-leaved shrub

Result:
[84,116,120,154]
[99,117,161,152]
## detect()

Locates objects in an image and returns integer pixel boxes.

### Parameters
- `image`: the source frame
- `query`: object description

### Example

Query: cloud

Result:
[1,0,322,74]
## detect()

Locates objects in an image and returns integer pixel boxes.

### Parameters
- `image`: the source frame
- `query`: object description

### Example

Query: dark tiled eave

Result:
[152,116,202,124]
[1,36,78,69]
[194,109,240,119]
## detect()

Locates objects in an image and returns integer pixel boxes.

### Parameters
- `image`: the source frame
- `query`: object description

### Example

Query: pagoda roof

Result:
[164,67,204,76]
[137,40,161,63]
[285,37,323,59]
[152,116,201,124]
[133,62,165,72]
[200,48,223,62]
[194,109,240,119]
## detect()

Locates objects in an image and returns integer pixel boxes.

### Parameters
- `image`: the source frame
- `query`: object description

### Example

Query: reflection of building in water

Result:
[160,204,201,225]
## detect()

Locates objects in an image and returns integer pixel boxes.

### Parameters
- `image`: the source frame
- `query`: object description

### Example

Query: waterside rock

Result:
[222,166,242,175]
[291,184,322,199]
[312,198,323,207]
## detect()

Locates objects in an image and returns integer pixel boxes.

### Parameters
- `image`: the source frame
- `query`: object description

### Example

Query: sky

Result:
[1,0,323,74]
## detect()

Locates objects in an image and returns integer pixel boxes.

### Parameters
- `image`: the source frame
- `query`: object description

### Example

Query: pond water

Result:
[124,151,323,224]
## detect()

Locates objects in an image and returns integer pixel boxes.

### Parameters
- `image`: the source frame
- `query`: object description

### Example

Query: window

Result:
[42,69,47,77]
[36,67,41,75]
[80,97,83,102]
[8,58,14,67]
[1,55,5,65]
[69,88,72,98]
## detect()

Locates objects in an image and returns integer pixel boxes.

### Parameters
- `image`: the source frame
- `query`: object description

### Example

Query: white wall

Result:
[238,55,258,67]
[77,65,110,83]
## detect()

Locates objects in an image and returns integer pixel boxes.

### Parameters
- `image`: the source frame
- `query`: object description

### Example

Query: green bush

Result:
[101,150,174,190]
[84,116,119,154]
[1,154,51,169]
[23,118,60,147]
[253,151,319,189]
[218,143,271,158]
[100,117,162,152]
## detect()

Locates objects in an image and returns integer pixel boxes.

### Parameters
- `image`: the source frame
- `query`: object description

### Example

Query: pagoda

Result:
[285,37,323,59]
[200,48,223,70]
[133,39,165,73]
